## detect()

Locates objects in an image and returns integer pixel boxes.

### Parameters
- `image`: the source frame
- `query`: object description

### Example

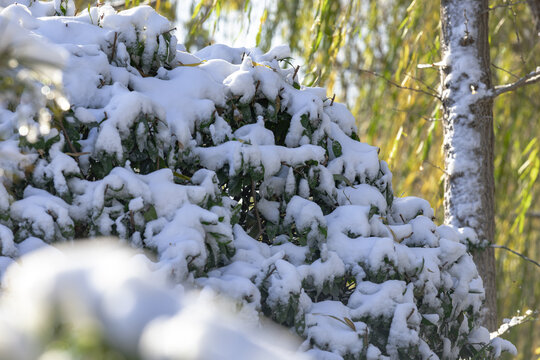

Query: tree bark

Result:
[527,0,540,34]
[439,0,497,331]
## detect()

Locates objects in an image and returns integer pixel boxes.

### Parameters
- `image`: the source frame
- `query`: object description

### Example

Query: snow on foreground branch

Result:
[0,2,516,359]
[0,240,308,360]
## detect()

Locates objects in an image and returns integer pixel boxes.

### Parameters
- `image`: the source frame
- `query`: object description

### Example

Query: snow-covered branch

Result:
[492,68,540,97]
[490,309,535,339]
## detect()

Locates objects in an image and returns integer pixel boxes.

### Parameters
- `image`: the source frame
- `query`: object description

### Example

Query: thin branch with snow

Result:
[492,68,540,97]
[490,309,536,339]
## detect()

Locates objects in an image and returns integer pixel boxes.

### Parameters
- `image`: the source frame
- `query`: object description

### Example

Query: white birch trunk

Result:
[439,0,497,330]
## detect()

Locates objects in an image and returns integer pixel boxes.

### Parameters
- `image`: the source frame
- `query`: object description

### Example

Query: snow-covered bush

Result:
[0,2,516,359]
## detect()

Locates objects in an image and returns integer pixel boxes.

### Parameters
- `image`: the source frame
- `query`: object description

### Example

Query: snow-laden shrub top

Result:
[0,3,515,359]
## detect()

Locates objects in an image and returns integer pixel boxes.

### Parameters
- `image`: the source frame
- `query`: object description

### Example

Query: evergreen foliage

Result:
[0,3,517,359]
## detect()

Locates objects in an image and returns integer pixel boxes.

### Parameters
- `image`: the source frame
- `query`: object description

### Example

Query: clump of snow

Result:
[0,240,307,360]
[0,3,515,359]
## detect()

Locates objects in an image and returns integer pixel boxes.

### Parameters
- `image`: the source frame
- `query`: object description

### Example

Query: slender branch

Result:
[423,160,448,175]
[401,72,441,95]
[491,63,519,79]
[110,32,118,62]
[492,68,540,97]
[508,3,526,65]
[487,1,528,11]
[292,65,300,80]
[492,244,540,268]
[251,180,263,240]
[356,68,442,100]
[56,118,77,156]
[390,107,441,122]
[129,210,135,231]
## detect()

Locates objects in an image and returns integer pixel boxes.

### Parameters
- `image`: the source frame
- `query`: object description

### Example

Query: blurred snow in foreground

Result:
[0,239,309,360]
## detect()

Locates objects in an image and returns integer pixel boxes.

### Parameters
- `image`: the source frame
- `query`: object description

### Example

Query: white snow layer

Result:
[0,240,309,360]
[0,2,514,359]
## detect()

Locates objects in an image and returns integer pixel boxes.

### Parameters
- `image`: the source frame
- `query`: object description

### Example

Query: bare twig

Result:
[56,118,78,156]
[403,72,440,95]
[491,63,520,79]
[110,32,118,62]
[293,65,300,80]
[129,210,135,231]
[508,3,526,65]
[423,160,449,175]
[187,254,200,268]
[463,9,470,38]
[260,265,276,284]
[358,68,441,100]
[390,107,440,122]
[487,1,528,11]
[492,244,540,268]
[492,68,540,97]
[251,180,263,240]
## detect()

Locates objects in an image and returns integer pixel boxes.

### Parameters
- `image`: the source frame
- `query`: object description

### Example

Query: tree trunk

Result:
[439,0,497,331]
[527,0,540,33]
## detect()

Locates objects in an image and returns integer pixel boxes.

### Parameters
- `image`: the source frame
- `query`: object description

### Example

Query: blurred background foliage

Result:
[19,0,540,358]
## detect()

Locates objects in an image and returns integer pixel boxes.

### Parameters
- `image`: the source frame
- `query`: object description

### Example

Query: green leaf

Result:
[300,114,309,128]
[318,225,327,237]
[266,223,278,241]
[332,140,342,157]
[209,231,226,240]
[173,171,191,181]
[143,205,158,222]
[385,184,393,208]
[333,174,352,187]
[201,220,217,226]
[343,317,356,331]
[368,205,380,220]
